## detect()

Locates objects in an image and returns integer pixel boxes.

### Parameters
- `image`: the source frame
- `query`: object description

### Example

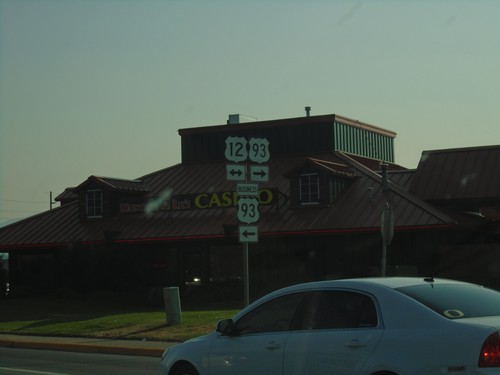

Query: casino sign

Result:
[120,188,277,214]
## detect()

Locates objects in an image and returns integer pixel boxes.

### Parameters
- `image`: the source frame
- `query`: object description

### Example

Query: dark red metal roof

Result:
[75,176,149,193]
[0,152,456,249]
[410,145,500,204]
[54,188,78,204]
[387,170,415,192]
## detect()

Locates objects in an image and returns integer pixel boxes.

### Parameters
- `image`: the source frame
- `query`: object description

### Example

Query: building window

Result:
[86,190,103,218]
[329,176,347,201]
[299,173,320,204]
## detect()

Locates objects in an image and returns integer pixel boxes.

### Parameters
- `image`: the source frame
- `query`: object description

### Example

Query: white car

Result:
[159,277,500,375]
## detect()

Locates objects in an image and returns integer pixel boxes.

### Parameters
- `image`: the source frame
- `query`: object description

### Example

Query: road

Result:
[0,347,159,375]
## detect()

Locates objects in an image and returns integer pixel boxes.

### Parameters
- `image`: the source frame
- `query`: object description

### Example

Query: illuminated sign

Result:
[120,189,277,214]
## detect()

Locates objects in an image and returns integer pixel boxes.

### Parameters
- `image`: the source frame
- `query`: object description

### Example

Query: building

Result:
[1,111,500,305]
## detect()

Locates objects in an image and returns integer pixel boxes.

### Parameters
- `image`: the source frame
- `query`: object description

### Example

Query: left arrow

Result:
[239,226,259,243]
[242,229,256,237]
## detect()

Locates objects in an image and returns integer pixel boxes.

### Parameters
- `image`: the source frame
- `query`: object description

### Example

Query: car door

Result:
[209,291,307,375]
[284,290,383,375]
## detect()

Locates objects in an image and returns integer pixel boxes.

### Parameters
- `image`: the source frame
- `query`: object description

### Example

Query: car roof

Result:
[295,277,473,290]
[233,277,479,320]
[263,277,476,299]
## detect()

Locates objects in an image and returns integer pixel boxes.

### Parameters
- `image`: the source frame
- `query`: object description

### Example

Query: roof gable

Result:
[74,176,149,194]
[335,152,456,227]
[283,157,357,179]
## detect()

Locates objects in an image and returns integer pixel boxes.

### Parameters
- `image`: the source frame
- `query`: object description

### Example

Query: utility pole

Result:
[380,164,393,277]
[49,192,56,210]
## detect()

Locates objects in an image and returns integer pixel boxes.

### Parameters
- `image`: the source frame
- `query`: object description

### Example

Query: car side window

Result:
[301,290,378,330]
[234,292,306,335]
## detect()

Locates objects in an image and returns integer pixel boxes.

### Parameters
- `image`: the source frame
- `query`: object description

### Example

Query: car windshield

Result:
[396,284,500,319]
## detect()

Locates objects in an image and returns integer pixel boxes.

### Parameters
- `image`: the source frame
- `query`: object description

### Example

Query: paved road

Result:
[0,347,160,375]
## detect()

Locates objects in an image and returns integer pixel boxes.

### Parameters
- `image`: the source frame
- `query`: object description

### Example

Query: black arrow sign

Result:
[252,169,267,178]
[230,169,243,177]
[242,229,256,237]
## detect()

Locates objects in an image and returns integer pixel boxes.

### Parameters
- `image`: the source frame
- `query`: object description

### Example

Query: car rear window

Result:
[396,284,500,319]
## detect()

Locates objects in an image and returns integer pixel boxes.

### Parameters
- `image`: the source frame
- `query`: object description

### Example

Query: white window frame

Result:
[86,190,103,218]
[299,173,320,205]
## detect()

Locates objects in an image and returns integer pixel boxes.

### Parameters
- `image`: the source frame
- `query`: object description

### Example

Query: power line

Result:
[0,199,47,204]
[0,209,45,214]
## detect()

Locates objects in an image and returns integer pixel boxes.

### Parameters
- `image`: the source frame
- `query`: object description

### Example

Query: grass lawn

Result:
[0,295,239,342]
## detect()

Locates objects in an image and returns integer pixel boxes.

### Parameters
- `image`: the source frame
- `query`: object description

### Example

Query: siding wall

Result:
[333,121,394,162]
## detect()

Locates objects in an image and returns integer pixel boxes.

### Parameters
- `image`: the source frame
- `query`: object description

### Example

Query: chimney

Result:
[305,106,311,117]
[227,114,240,125]
[227,114,257,125]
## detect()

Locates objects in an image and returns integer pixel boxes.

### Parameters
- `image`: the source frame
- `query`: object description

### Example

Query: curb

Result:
[0,336,168,358]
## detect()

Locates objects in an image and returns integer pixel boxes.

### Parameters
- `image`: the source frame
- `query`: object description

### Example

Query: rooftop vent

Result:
[227,114,257,125]
[305,106,311,117]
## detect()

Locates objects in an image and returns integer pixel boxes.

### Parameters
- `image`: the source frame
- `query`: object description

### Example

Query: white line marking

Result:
[0,367,71,375]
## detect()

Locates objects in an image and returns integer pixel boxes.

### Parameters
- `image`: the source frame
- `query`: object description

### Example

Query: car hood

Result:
[454,316,500,330]
[182,331,216,344]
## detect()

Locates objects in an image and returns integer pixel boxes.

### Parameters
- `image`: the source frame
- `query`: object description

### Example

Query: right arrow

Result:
[252,169,267,178]
[250,165,269,182]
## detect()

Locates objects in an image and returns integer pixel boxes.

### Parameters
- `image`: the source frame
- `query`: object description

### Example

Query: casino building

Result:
[2,110,500,304]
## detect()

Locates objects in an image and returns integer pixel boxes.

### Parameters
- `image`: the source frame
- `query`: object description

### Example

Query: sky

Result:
[0,0,499,226]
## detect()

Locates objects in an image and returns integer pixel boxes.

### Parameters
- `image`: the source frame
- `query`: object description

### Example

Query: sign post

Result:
[381,202,394,277]
[225,136,270,306]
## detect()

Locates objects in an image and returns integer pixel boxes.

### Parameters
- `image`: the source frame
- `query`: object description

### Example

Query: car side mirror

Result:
[216,319,238,336]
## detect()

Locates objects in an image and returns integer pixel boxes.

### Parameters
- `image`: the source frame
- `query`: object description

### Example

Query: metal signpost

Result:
[380,163,394,277]
[225,136,270,306]
[381,202,394,277]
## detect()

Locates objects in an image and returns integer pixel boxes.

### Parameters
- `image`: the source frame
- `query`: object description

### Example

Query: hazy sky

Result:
[1,0,499,226]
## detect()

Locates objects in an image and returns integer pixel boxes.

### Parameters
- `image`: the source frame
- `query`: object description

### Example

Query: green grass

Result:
[0,290,242,342]
[0,309,238,342]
